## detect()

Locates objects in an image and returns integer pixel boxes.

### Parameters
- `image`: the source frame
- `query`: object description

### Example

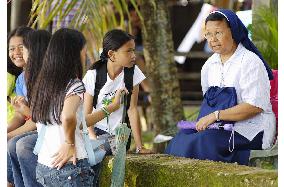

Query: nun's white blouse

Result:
[201,43,276,149]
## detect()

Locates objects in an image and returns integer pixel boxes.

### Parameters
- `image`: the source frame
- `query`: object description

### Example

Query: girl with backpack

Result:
[83,29,151,154]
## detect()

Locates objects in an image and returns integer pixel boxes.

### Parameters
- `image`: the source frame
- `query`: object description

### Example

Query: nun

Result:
[165,9,276,165]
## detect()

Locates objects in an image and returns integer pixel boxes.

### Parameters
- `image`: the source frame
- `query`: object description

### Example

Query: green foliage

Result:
[29,0,142,54]
[184,107,199,121]
[251,5,278,69]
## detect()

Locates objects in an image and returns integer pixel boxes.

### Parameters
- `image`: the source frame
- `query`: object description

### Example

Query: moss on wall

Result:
[99,154,277,187]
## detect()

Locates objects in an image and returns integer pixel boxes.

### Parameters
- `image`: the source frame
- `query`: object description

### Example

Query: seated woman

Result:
[165,9,276,165]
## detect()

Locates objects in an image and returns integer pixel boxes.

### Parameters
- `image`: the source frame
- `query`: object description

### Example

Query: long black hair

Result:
[90,29,134,69]
[23,30,51,104]
[30,28,86,124]
[7,26,33,77]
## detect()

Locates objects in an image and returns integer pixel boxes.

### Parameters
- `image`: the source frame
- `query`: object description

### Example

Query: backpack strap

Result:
[123,65,135,151]
[123,65,135,112]
[93,61,107,108]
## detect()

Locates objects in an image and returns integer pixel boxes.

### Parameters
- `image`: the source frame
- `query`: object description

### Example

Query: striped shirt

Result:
[36,79,87,167]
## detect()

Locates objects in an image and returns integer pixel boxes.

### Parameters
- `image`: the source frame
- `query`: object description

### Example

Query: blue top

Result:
[15,72,27,99]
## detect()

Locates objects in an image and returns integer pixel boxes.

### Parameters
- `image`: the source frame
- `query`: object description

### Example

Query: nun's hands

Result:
[51,142,76,170]
[196,113,216,131]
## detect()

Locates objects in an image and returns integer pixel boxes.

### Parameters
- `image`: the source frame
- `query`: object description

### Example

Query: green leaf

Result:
[252,5,278,69]
[29,0,143,59]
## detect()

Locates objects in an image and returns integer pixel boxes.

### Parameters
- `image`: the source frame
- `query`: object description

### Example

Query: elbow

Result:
[127,107,137,116]
[85,114,93,127]
[61,114,77,124]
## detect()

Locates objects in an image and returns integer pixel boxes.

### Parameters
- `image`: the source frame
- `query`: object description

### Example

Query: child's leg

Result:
[7,153,13,186]
[7,131,36,187]
[15,133,41,187]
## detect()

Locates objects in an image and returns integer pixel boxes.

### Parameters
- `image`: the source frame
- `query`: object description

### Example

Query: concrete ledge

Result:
[99,154,277,187]
[250,142,278,159]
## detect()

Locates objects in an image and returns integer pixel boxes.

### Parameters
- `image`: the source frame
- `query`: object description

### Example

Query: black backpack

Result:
[91,61,135,150]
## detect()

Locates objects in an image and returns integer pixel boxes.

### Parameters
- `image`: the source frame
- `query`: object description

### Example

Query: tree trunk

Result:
[10,0,32,31]
[140,0,184,152]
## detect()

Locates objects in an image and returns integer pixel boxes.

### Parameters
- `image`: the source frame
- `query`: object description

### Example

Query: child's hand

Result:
[111,88,129,109]
[51,142,76,170]
[138,147,153,154]
[11,96,30,116]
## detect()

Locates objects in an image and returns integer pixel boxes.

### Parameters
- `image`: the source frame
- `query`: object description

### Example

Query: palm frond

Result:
[29,0,143,56]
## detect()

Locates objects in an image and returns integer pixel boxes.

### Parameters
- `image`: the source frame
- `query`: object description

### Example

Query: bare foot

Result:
[138,147,154,154]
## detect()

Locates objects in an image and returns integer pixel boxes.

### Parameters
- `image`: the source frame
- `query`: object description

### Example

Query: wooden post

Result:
[10,0,32,31]
[211,0,234,9]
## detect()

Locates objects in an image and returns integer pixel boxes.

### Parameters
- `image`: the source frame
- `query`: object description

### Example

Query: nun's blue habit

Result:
[165,9,271,165]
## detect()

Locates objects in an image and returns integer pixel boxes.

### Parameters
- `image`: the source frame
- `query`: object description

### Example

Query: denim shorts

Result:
[36,158,94,187]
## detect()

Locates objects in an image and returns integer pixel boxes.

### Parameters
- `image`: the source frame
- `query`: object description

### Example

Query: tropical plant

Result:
[251,4,278,69]
[28,0,143,57]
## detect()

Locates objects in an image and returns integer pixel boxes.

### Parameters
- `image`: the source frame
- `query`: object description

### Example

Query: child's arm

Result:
[84,89,127,138]
[7,96,29,133]
[8,119,36,140]
[7,111,25,133]
[51,95,80,169]
[128,85,152,154]
[84,92,108,139]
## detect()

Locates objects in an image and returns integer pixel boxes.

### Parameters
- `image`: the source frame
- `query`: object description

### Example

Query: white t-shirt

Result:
[201,43,276,149]
[83,65,146,134]
[36,79,88,167]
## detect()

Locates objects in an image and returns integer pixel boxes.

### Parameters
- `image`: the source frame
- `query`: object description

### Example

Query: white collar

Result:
[209,43,245,65]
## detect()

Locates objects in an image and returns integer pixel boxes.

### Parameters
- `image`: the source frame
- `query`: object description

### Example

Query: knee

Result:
[15,136,36,158]
[7,138,18,156]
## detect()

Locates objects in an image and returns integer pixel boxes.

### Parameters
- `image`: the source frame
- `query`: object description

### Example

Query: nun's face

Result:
[205,20,237,56]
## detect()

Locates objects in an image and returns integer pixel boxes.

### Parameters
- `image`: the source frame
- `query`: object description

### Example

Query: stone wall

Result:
[99,154,277,187]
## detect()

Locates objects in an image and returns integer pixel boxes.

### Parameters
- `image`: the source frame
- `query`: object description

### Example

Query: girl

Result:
[83,29,151,153]
[30,28,94,186]
[7,26,33,125]
[83,29,151,185]
[8,29,52,138]
[8,29,51,187]
[7,26,33,187]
